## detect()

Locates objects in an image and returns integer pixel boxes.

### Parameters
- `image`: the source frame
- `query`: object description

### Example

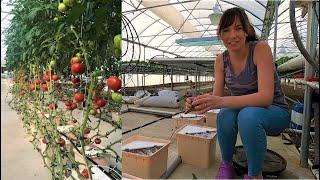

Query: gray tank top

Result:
[223,41,288,110]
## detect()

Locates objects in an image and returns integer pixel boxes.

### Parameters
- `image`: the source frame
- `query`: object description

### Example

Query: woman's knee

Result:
[217,108,238,128]
[237,107,264,130]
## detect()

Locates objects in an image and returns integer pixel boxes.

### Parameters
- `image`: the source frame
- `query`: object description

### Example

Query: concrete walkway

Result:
[1,78,51,180]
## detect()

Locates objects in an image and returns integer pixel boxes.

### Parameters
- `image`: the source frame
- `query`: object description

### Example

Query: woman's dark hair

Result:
[217,7,258,42]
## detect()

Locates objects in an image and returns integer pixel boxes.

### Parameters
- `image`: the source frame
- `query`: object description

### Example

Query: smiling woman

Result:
[185,7,290,179]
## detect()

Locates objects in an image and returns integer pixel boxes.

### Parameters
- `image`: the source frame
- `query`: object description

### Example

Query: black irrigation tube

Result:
[122,111,183,135]
[59,132,121,180]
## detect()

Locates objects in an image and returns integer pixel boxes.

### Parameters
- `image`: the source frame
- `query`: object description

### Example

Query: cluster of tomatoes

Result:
[107,76,123,103]
[42,137,66,147]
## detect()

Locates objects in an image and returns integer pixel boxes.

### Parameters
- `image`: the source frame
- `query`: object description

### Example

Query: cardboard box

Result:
[122,135,170,179]
[177,124,217,168]
[204,109,220,128]
[172,113,205,129]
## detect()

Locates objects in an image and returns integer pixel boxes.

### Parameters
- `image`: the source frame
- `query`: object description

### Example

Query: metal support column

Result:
[163,66,165,85]
[170,67,173,90]
[198,72,201,95]
[300,1,319,167]
[314,102,319,165]
[273,0,279,61]
[136,73,139,87]
[195,66,199,95]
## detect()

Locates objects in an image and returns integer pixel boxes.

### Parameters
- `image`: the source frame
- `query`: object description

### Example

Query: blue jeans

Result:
[216,106,290,176]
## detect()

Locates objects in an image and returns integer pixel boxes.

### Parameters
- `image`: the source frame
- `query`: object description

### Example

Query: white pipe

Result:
[278,47,319,73]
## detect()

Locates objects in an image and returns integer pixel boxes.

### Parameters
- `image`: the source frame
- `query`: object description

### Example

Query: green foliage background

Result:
[4,0,121,77]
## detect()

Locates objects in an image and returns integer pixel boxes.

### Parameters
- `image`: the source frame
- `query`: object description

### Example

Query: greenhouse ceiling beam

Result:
[178,0,214,37]
[254,0,267,8]
[123,38,182,57]
[123,0,196,14]
[260,1,278,40]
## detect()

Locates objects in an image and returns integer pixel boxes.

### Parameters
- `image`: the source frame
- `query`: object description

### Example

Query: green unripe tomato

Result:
[58,3,67,12]
[92,70,102,77]
[76,53,82,59]
[114,48,121,58]
[113,34,121,50]
[50,60,56,67]
[111,92,122,103]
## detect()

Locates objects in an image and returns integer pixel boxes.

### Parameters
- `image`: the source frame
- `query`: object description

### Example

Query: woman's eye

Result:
[223,29,229,32]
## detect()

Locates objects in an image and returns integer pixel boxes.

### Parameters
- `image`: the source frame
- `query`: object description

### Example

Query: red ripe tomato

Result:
[71,103,77,110]
[81,169,89,179]
[71,77,79,84]
[41,83,48,91]
[70,56,81,64]
[20,89,26,95]
[71,63,85,74]
[94,97,106,107]
[64,100,71,106]
[66,106,73,111]
[48,103,58,110]
[73,82,80,88]
[52,74,59,81]
[58,138,65,147]
[29,84,35,91]
[42,138,46,144]
[107,76,121,91]
[35,78,41,85]
[308,76,319,82]
[94,137,101,144]
[74,93,84,103]
[43,74,51,81]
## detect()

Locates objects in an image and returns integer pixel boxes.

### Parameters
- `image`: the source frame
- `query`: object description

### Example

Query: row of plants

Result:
[5,0,123,179]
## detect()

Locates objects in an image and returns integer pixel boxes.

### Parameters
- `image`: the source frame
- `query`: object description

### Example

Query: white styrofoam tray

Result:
[207,109,220,113]
[176,113,204,119]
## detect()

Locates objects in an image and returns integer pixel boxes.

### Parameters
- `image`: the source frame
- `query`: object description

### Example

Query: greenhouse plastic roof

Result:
[121,0,311,63]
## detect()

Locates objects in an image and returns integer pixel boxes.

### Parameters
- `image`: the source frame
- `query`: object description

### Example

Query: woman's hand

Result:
[185,97,195,113]
[192,94,223,114]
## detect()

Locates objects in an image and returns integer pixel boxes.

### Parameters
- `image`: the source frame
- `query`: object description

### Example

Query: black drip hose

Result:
[122,111,183,135]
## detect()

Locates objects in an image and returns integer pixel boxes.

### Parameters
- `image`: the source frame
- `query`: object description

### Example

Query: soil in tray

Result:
[123,145,163,156]
[185,131,215,138]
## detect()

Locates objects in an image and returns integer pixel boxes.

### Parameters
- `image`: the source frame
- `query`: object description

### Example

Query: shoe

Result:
[243,174,253,179]
[215,162,234,179]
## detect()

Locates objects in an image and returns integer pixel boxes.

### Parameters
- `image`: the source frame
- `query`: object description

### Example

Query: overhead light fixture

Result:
[176,36,222,46]
[209,2,222,25]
